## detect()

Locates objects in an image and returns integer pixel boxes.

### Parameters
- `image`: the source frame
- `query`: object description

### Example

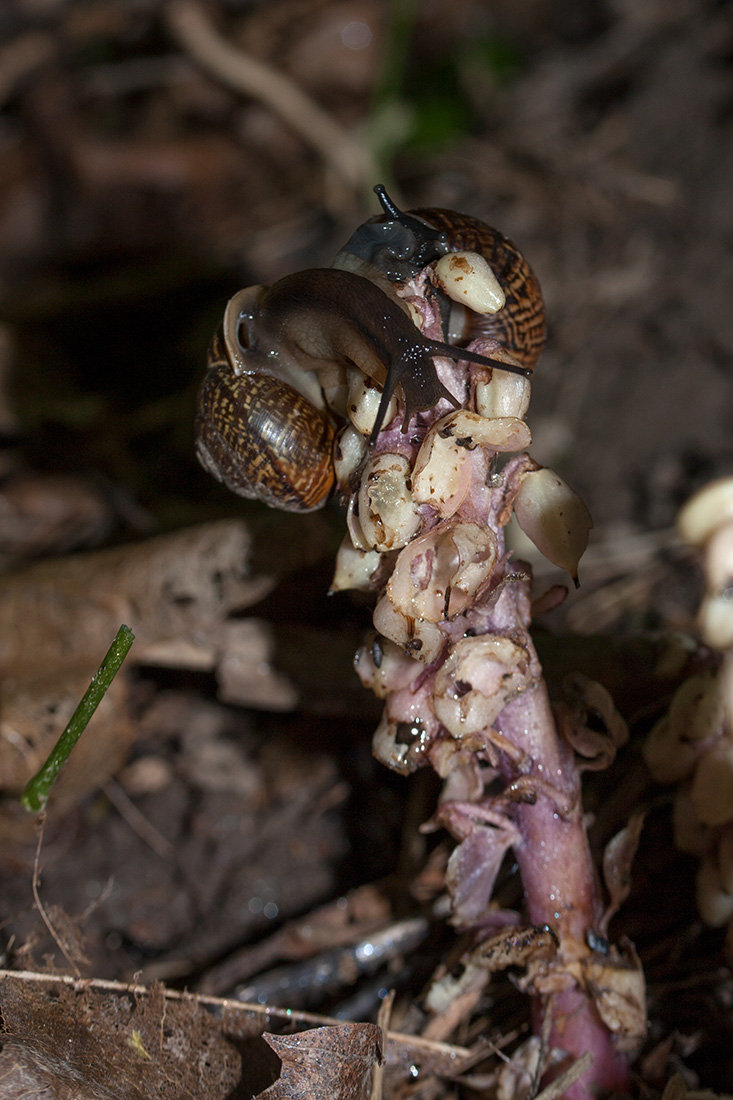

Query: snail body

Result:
[195,188,545,512]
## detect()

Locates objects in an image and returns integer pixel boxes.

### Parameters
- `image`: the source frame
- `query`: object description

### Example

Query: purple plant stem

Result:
[476,566,630,1093]
[497,677,631,1096]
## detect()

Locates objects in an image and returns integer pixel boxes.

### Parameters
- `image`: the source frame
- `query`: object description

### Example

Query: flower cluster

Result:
[329,249,642,1096]
[646,478,733,932]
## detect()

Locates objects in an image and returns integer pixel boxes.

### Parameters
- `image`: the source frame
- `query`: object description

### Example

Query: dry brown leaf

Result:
[1,971,471,1089]
[556,674,629,771]
[601,811,646,933]
[0,974,242,1100]
[582,941,647,1049]
[0,520,273,682]
[0,473,115,567]
[260,1023,382,1100]
[470,923,559,973]
[661,1074,690,1100]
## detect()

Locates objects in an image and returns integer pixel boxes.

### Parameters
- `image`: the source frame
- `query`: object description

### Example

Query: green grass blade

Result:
[21,624,135,813]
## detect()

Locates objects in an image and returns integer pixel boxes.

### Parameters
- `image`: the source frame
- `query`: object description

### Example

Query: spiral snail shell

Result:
[407,206,545,373]
[196,322,336,512]
[195,187,545,512]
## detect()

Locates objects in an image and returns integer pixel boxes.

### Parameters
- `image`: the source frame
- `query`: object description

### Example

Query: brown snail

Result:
[195,186,546,512]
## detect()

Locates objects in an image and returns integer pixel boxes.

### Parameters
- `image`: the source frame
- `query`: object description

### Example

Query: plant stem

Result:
[497,666,631,1096]
[21,624,135,813]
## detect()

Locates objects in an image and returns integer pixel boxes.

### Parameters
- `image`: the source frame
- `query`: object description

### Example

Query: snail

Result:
[195,187,546,512]
[336,186,546,372]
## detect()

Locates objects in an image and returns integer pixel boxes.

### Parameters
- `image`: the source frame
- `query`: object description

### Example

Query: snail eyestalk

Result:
[373,183,401,218]
[373,183,448,249]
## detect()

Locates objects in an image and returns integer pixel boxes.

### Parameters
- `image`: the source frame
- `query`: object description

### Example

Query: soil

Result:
[0,0,732,1096]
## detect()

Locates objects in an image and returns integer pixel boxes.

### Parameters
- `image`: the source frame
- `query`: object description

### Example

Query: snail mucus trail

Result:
[195,185,542,512]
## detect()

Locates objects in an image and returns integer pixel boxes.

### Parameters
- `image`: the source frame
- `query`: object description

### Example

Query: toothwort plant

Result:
[331,217,644,1099]
[197,191,646,1098]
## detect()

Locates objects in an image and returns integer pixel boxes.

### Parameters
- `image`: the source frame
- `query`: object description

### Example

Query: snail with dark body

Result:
[195,187,546,512]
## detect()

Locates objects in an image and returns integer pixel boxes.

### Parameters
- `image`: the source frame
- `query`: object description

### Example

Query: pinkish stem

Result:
[497,681,598,942]
[498,679,631,1095]
[538,989,631,1098]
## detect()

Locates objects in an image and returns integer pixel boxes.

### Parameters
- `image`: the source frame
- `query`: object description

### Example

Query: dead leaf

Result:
[582,940,647,1049]
[470,923,559,973]
[260,1023,382,1100]
[601,811,646,933]
[556,674,629,771]
[0,974,242,1100]
[0,520,273,683]
[442,816,521,928]
[661,1073,689,1100]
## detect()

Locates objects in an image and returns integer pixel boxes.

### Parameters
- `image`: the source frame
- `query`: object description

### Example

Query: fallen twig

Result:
[165,0,376,194]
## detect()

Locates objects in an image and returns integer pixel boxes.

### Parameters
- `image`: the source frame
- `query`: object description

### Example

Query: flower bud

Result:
[412,413,531,519]
[699,592,733,650]
[372,594,444,665]
[330,534,381,592]
[386,520,498,625]
[644,673,723,784]
[333,424,367,490]
[690,740,733,827]
[358,452,421,551]
[697,856,733,927]
[704,522,733,591]
[434,251,506,314]
[355,634,417,697]
[371,710,435,774]
[514,467,592,583]
[476,373,531,420]
[698,522,733,649]
[347,371,398,437]
[434,635,532,738]
[678,477,733,548]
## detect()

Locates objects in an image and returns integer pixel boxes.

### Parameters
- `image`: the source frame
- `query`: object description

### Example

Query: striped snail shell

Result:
[409,206,546,372]
[336,188,545,373]
[195,294,336,513]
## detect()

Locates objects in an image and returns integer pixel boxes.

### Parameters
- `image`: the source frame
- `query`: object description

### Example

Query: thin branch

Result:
[164,0,376,193]
[370,988,394,1100]
[534,1053,594,1100]
[31,813,81,977]
[103,778,174,861]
